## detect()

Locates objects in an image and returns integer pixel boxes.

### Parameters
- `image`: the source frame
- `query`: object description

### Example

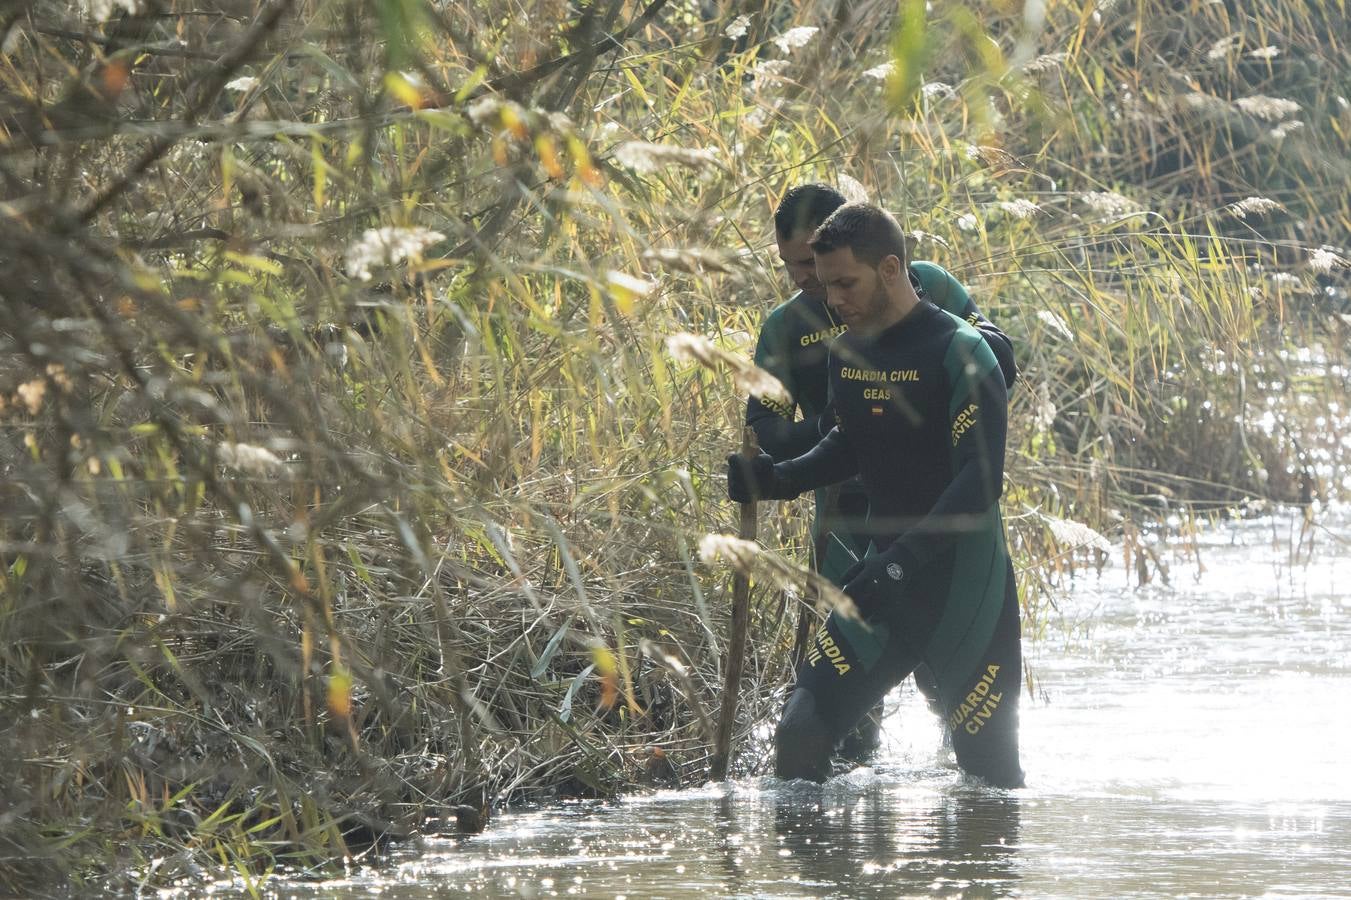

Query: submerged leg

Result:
[837,699,884,763]
[774,688,835,782]
[778,611,915,780]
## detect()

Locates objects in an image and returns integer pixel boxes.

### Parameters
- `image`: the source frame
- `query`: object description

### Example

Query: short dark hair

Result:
[808,202,909,269]
[774,183,847,238]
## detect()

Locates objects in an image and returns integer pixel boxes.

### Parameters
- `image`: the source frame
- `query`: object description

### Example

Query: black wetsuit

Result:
[746,262,1016,583]
[774,299,1024,788]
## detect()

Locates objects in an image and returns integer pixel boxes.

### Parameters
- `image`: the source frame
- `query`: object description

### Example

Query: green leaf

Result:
[415,109,469,135]
[375,0,430,68]
[559,663,595,722]
[887,0,930,112]
[530,615,574,680]
[345,543,373,584]
[223,251,283,276]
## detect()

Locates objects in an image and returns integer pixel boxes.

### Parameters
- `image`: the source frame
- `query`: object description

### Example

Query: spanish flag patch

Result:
[871,405,884,416]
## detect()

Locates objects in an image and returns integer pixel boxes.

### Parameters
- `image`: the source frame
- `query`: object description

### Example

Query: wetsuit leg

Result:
[804,518,882,764]
[775,610,917,781]
[837,700,883,762]
[934,578,1024,788]
[812,488,885,764]
[775,688,836,782]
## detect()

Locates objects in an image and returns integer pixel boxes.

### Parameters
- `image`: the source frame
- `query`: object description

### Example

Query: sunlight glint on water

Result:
[238,511,1351,899]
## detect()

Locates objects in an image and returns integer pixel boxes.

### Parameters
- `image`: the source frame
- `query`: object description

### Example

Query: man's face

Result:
[776,228,823,298]
[815,247,890,328]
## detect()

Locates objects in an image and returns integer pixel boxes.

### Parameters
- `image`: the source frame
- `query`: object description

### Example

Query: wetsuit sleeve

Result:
[771,347,860,495]
[745,313,829,460]
[970,318,1017,390]
[923,266,1018,390]
[775,424,860,496]
[883,332,1008,573]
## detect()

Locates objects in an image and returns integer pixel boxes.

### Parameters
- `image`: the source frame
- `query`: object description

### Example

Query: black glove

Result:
[841,546,914,619]
[726,451,777,503]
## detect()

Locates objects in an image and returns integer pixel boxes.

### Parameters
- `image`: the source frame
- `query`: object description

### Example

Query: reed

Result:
[0,0,1346,891]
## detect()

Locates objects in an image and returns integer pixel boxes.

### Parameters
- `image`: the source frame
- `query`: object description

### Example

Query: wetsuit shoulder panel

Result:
[747,295,843,459]
[913,262,1018,390]
[941,318,1001,419]
[911,261,975,319]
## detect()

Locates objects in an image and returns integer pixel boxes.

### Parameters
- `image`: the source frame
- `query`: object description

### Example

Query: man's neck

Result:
[856,279,922,337]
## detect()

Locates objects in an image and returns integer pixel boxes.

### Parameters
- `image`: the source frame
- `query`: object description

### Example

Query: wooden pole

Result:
[709,427,759,782]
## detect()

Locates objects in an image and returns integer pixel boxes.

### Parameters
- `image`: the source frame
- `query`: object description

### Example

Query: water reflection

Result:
[768,785,1020,897]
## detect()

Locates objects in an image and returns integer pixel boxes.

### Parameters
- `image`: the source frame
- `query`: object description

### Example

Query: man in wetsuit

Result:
[731,202,1024,787]
[747,184,1017,759]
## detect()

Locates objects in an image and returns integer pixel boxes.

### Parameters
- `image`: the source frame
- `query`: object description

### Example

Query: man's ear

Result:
[879,254,903,283]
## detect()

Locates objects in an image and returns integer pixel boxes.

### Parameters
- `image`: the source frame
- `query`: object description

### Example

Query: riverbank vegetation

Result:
[2,0,1347,892]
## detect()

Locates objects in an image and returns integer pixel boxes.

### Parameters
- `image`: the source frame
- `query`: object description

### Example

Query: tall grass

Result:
[1,0,1347,891]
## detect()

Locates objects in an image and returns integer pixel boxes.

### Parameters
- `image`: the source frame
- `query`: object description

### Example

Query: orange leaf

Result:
[598,672,618,710]
[535,134,564,179]
[100,62,130,99]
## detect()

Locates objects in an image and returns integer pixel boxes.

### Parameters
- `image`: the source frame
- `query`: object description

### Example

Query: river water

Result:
[239,510,1351,899]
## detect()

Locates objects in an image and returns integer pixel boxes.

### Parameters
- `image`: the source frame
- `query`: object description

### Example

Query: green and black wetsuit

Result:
[778,299,1023,787]
[746,262,1016,585]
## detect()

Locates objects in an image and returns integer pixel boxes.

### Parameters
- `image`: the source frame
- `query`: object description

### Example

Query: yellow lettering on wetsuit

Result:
[805,624,851,675]
[947,664,1002,735]
[952,402,979,446]
[799,325,848,347]
[863,388,891,400]
[760,392,794,419]
[840,367,921,383]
